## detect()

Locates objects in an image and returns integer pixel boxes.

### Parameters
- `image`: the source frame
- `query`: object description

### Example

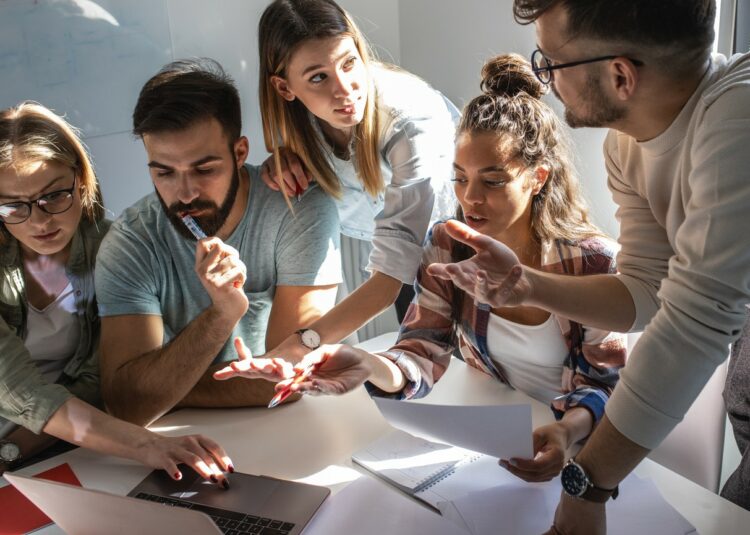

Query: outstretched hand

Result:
[213,336,303,383]
[276,344,374,396]
[427,220,531,308]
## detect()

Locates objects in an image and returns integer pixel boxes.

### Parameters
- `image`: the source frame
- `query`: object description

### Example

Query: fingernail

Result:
[228,465,235,473]
[210,475,218,483]
[509,459,519,467]
[174,472,182,480]
[221,479,230,490]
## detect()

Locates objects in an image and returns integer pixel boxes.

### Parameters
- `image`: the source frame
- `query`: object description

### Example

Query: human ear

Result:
[234,136,250,167]
[533,165,550,195]
[270,75,296,102]
[608,58,639,101]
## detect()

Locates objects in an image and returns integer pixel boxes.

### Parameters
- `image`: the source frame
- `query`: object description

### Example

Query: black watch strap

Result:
[580,483,619,503]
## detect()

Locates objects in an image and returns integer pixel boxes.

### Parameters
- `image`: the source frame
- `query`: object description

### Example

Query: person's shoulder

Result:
[246,164,337,223]
[105,193,163,245]
[698,53,750,122]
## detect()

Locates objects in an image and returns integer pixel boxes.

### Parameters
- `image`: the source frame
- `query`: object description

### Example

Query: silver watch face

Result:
[0,441,21,463]
[561,460,588,497]
[300,329,321,349]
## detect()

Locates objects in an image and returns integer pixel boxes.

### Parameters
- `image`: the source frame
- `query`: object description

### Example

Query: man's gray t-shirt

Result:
[95,164,342,360]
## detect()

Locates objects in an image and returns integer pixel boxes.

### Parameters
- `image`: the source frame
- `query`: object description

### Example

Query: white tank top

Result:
[485,312,569,405]
[24,282,79,384]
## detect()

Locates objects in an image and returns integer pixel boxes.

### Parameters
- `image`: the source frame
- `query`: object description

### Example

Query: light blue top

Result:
[95,164,342,359]
[328,64,459,284]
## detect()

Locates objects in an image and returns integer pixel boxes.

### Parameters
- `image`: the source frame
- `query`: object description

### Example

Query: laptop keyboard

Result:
[134,492,296,534]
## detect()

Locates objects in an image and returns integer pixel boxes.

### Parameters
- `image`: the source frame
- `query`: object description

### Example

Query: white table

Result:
[6,333,750,534]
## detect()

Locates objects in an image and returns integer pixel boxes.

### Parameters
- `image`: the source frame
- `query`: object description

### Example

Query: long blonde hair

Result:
[258,0,382,199]
[0,101,104,245]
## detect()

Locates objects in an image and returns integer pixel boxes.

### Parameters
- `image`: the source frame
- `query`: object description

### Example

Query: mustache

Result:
[167,199,218,216]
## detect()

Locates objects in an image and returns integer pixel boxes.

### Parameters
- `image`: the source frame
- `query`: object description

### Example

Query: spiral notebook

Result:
[352,429,516,510]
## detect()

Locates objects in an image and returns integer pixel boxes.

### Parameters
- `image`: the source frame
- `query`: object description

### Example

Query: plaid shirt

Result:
[369,221,627,425]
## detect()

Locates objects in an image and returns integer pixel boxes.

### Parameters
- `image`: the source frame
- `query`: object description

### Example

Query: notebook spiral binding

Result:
[413,453,483,493]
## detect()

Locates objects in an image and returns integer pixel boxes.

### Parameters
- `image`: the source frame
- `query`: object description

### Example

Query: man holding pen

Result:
[427,0,750,530]
[95,58,342,426]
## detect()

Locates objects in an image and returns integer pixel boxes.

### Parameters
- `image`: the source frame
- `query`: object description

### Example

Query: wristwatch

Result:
[561,458,619,502]
[296,328,321,350]
[0,440,21,464]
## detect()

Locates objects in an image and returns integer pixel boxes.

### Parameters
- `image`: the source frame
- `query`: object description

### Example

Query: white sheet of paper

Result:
[303,476,471,535]
[373,397,533,459]
[437,474,696,535]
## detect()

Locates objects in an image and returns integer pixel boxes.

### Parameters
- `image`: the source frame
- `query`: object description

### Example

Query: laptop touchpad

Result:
[184,473,280,510]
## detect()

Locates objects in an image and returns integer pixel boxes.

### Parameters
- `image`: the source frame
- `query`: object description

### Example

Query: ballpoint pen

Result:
[181,213,207,240]
[181,214,242,288]
[268,363,318,409]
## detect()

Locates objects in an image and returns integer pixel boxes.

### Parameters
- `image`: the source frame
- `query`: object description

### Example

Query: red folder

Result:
[0,463,82,534]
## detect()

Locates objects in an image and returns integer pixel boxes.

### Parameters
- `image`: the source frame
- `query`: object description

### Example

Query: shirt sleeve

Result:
[606,133,670,331]
[0,316,72,434]
[552,245,628,426]
[366,223,456,399]
[275,185,342,287]
[367,106,457,284]
[95,222,162,317]
[605,88,750,449]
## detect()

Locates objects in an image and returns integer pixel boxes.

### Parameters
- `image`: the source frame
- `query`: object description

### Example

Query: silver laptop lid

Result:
[4,472,221,535]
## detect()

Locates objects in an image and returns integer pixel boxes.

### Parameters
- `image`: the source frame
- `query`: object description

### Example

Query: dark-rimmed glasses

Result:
[0,175,77,224]
[531,48,643,85]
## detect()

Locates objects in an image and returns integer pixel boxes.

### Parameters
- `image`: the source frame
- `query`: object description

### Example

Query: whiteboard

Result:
[0,0,401,217]
[0,0,173,137]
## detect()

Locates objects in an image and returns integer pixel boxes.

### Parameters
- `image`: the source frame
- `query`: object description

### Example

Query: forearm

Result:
[573,415,649,488]
[42,397,160,464]
[103,307,237,425]
[558,407,594,448]
[365,352,407,393]
[526,271,636,332]
[178,364,282,407]
[309,271,403,344]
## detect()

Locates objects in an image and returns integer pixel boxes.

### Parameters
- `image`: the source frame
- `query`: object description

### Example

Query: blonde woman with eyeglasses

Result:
[0,102,232,485]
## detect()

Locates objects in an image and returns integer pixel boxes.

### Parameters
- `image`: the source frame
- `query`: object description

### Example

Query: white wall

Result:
[398,0,617,237]
[0,0,400,218]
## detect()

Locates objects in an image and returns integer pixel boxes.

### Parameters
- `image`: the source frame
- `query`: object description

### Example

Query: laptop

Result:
[5,468,329,535]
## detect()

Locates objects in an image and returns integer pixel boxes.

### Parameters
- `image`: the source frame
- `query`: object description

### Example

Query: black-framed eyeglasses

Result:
[0,174,77,225]
[531,48,643,85]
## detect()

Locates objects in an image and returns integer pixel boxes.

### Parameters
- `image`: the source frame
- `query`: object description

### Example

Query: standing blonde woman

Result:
[253,0,457,354]
[0,102,231,485]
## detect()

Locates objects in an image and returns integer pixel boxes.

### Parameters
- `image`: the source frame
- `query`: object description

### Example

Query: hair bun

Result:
[480,53,544,99]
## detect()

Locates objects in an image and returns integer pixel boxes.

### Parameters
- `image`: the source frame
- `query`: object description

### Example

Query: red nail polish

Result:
[210,475,218,483]
[221,479,230,490]
[174,472,182,480]
[228,465,235,473]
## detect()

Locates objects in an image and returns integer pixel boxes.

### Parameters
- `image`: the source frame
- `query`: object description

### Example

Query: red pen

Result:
[268,363,318,408]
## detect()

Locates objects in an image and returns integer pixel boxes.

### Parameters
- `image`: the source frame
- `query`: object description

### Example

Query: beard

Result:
[158,164,241,240]
[553,72,626,128]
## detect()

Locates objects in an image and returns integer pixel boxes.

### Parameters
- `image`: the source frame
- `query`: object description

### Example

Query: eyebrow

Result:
[301,49,356,76]
[0,175,68,201]
[453,163,510,174]
[147,155,224,170]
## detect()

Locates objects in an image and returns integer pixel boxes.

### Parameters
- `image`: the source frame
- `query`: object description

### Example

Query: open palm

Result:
[427,220,531,308]
[280,345,373,396]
